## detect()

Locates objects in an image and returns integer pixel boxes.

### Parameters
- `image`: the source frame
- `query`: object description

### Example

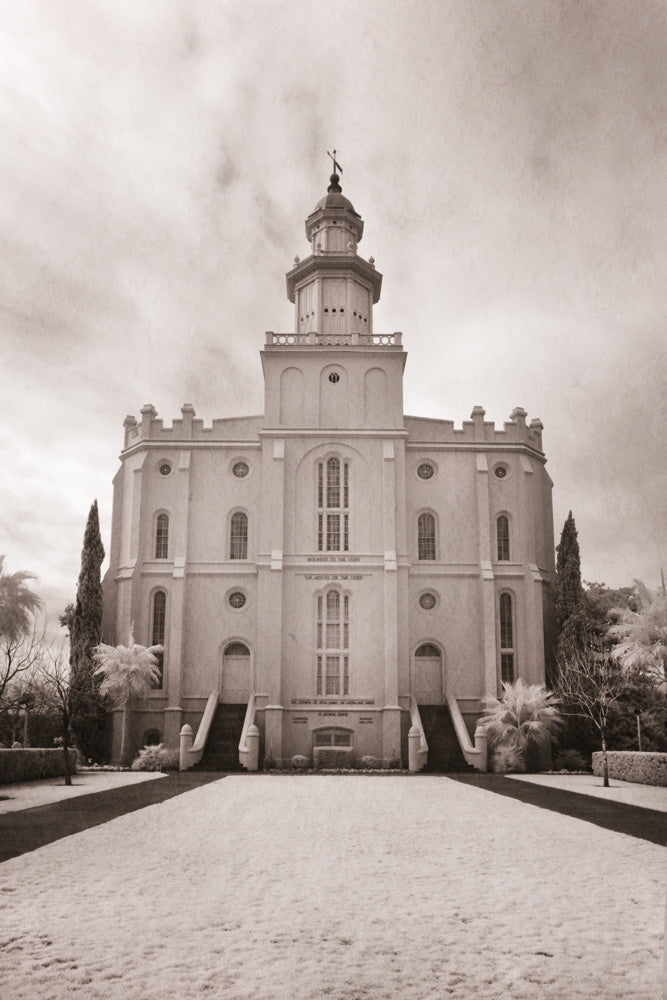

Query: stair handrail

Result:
[238,692,257,770]
[187,690,219,768]
[409,696,429,771]
[446,693,485,771]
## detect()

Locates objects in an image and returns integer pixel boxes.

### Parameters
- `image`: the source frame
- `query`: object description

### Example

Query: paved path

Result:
[0,770,664,864]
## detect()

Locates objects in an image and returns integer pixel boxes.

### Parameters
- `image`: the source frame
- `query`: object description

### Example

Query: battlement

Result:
[122,405,263,450]
[264,331,403,348]
[405,406,545,454]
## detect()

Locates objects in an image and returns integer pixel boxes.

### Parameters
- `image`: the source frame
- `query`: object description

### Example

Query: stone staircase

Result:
[419,704,475,773]
[196,704,246,772]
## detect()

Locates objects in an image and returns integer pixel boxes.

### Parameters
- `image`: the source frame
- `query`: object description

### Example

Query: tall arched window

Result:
[151,590,166,689]
[318,457,349,552]
[497,515,510,561]
[316,590,349,696]
[155,513,169,559]
[230,511,248,560]
[499,592,515,683]
[417,512,436,561]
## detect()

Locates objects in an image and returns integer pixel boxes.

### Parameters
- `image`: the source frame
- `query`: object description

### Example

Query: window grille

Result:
[317,458,349,551]
[316,590,349,696]
[230,512,248,560]
[497,515,510,561]
[155,514,169,559]
[417,512,436,561]
[499,592,514,683]
[151,590,166,689]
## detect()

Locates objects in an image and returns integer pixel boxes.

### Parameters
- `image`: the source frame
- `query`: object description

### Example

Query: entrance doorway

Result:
[221,642,251,703]
[412,643,443,704]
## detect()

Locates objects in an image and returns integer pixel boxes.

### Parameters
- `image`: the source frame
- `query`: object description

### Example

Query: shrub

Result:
[130,743,179,772]
[388,747,401,769]
[313,746,353,769]
[0,748,78,784]
[291,754,308,770]
[263,745,276,771]
[553,749,590,772]
[490,744,527,773]
[359,755,379,769]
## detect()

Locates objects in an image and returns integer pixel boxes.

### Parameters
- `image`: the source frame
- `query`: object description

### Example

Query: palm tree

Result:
[0,555,42,642]
[93,627,163,765]
[479,678,562,771]
[608,580,667,681]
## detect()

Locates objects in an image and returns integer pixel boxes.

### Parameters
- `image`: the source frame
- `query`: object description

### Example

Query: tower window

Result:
[328,372,340,384]
[230,511,248,560]
[499,592,515,683]
[316,590,349,696]
[417,512,436,561]
[151,590,166,689]
[318,458,349,552]
[497,515,510,561]
[155,514,169,559]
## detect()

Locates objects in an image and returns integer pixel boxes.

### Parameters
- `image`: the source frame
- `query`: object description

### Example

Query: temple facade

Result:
[102,170,555,768]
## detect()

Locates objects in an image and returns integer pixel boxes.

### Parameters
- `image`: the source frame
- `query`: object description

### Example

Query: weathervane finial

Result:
[327,148,343,175]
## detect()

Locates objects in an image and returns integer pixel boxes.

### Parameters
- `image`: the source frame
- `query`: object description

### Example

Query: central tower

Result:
[286,171,383,337]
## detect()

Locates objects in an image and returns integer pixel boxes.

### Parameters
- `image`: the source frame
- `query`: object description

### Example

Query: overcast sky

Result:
[1,0,665,621]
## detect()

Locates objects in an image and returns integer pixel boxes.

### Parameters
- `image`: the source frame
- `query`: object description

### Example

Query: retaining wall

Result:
[592,751,667,787]
[0,749,78,785]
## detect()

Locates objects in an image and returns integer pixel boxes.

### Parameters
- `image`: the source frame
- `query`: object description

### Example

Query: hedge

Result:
[0,749,78,785]
[592,751,667,787]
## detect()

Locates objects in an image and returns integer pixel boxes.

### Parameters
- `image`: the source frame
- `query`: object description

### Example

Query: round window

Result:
[232,461,249,479]
[419,592,437,610]
[494,465,508,479]
[159,463,172,477]
[228,591,246,610]
[328,372,340,384]
[417,463,434,480]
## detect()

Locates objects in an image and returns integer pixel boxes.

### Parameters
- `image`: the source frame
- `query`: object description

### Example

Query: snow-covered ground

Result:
[0,775,663,1000]
[507,773,667,812]
[0,770,164,813]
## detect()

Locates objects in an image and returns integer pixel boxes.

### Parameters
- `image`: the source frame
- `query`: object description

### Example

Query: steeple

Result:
[285,167,382,337]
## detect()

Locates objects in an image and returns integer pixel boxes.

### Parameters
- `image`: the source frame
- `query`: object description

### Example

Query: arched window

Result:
[155,513,169,559]
[499,592,515,683]
[318,457,349,552]
[316,589,349,696]
[417,512,436,561]
[497,515,510,561]
[151,590,166,689]
[230,511,248,560]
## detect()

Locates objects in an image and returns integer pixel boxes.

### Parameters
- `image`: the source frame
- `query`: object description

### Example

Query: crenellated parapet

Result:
[405,405,545,454]
[122,404,263,450]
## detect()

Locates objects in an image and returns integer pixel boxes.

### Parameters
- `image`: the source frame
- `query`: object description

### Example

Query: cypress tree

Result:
[554,511,586,655]
[69,500,108,762]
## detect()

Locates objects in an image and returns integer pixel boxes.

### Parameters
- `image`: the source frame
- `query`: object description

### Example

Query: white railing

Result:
[238,693,259,771]
[408,696,429,772]
[185,690,219,769]
[446,694,486,771]
[265,331,402,347]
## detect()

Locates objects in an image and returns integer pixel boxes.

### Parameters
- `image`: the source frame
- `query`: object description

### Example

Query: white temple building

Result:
[102,168,555,770]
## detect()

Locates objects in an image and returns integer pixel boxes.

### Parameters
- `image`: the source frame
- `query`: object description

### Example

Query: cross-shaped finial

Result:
[327,148,343,174]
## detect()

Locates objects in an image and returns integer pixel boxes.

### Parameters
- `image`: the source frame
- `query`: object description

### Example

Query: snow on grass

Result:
[0,771,165,814]
[507,773,667,812]
[0,775,664,1000]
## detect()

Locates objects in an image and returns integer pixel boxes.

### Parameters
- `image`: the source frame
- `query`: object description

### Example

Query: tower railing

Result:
[265,331,402,347]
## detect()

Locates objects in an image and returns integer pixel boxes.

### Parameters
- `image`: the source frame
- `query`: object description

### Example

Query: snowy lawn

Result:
[507,773,667,812]
[0,775,664,1000]
[0,771,165,814]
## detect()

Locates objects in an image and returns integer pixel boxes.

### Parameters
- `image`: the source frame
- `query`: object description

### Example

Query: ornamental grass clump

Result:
[480,678,562,772]
[553,748,590,772]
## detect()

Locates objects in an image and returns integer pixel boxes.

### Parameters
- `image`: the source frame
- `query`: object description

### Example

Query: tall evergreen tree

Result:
[67,500,108,761]
[554,511,586,656]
